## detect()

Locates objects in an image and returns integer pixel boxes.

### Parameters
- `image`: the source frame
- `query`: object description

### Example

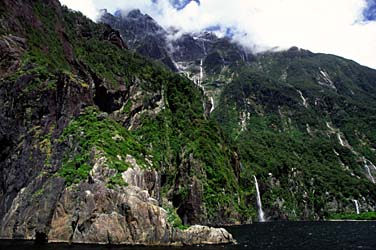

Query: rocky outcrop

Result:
[47,153,233,246]
[0,35,26,79]
[0,0,241,244]
[0,146,234,245]
[101,25,127,50]
[99,9,177,71]
[174,225,233,245]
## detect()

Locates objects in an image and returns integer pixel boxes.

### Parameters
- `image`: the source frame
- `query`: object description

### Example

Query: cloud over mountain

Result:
[59,0,376,69]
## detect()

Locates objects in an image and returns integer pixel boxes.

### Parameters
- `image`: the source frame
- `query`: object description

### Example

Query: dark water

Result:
[1,222,376,250]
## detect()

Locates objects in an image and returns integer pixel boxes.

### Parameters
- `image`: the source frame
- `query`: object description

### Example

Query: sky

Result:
[59,0,376,69]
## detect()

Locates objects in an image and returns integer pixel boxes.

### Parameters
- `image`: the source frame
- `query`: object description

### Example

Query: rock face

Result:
[0,150,233,245]
[99,9,253,76]
[47,155,233,245]
[0,35,26,79]
[100,9,178,71]
[175,225,233,245]
[0,0,238,245]
[99,7,376,221]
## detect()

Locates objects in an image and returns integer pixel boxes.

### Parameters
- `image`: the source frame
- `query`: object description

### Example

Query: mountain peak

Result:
[126,9,143,18]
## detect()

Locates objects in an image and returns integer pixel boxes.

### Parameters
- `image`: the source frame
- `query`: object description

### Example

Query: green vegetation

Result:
[23,1,71,71]
[107,173,128,189]
[329,212,376,221]
[59,107,148,186]
[214,52,376,220]
[133,80,248,219]
[5,0,376,224]
[32,188,45,199]
[166,207,189,230]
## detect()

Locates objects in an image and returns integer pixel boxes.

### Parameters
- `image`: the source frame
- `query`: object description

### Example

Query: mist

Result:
[60,0,376,69]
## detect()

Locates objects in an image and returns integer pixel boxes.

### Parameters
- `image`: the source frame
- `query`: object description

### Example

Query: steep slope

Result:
[99,9,253,112]
[99,9,178,71]
[101,9,376,221]
[214,47,376,220]
[0,0,244,244]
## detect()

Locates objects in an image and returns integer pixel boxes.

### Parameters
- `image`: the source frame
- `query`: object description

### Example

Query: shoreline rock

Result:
[45,154,234,246]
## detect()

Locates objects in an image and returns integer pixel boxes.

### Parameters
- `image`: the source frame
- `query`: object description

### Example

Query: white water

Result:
[353,199,360,214]
[210,97,215,113]
[297,90,308,108]
[326,122,334,131]
[202,40,207,55]
[319,69,336,89]
[306,123,312,135]
[366,158,376,171]
[199,59,204,85]
[363,158,376,183]
[171,58,181,73]
[337,134,345,147]
[253,176,265,222]
[326,122,346,147]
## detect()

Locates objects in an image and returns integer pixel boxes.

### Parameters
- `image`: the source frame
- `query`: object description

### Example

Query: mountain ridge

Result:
[100,8,376,220]
[0,0,242,244]
[0,1,376,246]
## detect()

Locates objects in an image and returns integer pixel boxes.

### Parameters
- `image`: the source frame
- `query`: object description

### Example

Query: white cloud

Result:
[59,0,98,20]
[59,0,376,69]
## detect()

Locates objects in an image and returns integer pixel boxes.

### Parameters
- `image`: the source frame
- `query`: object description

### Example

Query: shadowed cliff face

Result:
[0,0,242,244]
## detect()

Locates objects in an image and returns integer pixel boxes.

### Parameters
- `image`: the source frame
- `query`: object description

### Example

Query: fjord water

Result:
[1,222,376,250]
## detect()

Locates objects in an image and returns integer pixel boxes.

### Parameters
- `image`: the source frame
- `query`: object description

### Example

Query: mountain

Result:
[1,1,376,245]
[100,9,254,122]
[101,10,376,220]
[215,48,376,220]
[0,0,239,244]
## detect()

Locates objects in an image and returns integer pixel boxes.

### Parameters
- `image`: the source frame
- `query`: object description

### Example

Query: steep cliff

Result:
[101,9,376,221]
[0,0,242,244]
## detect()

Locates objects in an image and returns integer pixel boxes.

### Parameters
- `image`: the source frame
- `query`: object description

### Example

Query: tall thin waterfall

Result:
[363,158,376,183]
[297,90,308,108]
[337,134,345,147]
[199,59,204,85]
[253,176,266,222]
[210,97,215,113]
[353,199,360,214]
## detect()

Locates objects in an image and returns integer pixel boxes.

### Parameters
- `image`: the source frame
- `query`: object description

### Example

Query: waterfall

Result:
[199,59,204,85]
[365,158,376,171]
[353,199,360,214]
[253,176,265,222]
[306,124,312,135]
[363,158,376,183]
[337,134,345,147]
[172,59,181,73]
[326,122,335,132]
[202,40,207,55]
[210,97,215,113]
[297,90,308,108]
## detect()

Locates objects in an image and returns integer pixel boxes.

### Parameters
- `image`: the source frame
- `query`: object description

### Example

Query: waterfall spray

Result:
[253,176,266,222]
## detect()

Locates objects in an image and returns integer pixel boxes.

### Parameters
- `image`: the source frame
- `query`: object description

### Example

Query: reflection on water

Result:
[1,221,376,250]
